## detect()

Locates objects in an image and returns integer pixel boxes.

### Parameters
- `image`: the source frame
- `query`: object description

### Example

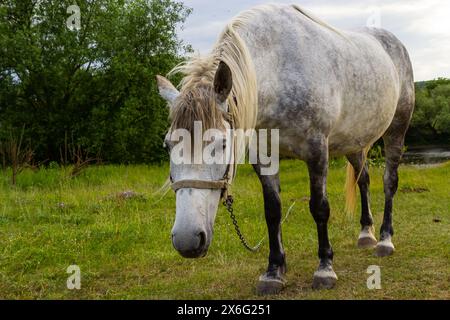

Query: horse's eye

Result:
[163,141,171,152]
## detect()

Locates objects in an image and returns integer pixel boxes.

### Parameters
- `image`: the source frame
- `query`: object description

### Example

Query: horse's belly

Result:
[328,40,401,155]
[328,87,399,156]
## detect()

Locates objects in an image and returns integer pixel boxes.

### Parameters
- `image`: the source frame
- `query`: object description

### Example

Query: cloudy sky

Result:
[178,0,450,81]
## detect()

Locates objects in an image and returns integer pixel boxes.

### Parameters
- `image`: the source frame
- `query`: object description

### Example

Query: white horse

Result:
[157,4,414,295]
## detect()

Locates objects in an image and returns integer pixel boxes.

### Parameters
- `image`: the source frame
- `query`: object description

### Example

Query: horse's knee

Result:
[310,197,330,223]
[263,190,281,221]
[384,168,399,197]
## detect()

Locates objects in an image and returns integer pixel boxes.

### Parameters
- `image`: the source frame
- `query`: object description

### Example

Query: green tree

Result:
[408,78,450,145]
[0,0,191,163]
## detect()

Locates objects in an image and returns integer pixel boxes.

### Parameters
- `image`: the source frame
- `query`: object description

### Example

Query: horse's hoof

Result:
[256,274,286,296]
[375,238,395,257]
[358,226,377,249]
[312,267,338,290]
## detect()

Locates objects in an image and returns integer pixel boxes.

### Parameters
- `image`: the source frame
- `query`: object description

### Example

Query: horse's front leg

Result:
[306,138,337,289]
[252,164,286,296]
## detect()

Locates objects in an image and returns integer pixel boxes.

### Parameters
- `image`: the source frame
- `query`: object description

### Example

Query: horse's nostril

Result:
[197,231,206,250]
[171,230,208,258]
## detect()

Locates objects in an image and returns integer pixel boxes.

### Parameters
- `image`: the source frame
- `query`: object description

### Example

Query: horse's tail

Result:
[345,146,371,215]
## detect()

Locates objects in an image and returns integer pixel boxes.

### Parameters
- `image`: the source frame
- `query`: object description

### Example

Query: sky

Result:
[178,0,450,81]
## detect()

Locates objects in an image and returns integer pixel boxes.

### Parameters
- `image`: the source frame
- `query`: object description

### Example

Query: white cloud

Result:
[179,0,450,80]
[406,1,450,36]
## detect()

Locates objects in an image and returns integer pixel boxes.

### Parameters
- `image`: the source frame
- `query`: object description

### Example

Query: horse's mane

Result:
[167,3,346,135]
[168,10,258,135]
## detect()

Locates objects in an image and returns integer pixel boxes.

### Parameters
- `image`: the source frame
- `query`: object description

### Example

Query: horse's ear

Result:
[156,75,179,107]
[214,61,233,103]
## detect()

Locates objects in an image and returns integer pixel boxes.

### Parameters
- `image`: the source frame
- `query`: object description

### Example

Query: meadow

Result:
[0,160,448,299]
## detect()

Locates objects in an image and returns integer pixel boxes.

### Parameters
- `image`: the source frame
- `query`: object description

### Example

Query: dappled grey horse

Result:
[157,4,414,294]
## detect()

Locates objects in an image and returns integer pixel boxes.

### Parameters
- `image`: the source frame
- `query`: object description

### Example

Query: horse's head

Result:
[157,62,234,258]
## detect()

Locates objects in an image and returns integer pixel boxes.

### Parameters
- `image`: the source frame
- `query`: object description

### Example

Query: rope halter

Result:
[170,112,236,200]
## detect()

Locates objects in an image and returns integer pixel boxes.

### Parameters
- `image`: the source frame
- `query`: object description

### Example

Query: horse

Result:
[156,3,414,295]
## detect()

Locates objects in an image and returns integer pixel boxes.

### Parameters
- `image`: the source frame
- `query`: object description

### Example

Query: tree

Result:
[408,78,450,145]
[0,0,191,163]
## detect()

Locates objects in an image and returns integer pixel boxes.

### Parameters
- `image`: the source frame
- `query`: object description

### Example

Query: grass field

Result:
[0,160,448,300]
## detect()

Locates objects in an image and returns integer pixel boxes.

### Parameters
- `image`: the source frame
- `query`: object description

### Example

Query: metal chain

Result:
[223,195,297,253]
[223,195,264,252]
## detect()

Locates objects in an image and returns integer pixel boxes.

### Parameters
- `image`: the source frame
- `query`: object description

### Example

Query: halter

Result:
[170,112,236,200]
[168,111,295,253]
[169,112,265,252]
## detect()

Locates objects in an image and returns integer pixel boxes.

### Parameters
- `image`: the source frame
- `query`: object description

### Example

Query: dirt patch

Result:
[290,196,310,203]
[400,186,430,194]
[105,190,146,202]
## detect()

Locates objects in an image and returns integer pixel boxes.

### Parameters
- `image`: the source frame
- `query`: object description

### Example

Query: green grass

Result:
[0,160,448,300]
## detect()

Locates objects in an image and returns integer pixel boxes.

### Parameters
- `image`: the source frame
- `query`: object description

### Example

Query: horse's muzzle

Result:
[172,230,208,258]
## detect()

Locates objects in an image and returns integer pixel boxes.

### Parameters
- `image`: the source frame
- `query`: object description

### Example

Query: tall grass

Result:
[0,161,448,299]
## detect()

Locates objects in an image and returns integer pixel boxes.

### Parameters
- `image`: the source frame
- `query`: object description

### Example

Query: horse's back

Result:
[236,4,412,156]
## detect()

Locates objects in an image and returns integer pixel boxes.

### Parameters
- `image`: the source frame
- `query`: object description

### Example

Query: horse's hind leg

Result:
[346,152,377,248]
[252,164,286,296]
[306,137,337,289]
[377,96,414,257]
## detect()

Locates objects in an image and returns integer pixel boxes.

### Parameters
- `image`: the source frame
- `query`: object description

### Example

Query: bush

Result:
[407,78,450,145]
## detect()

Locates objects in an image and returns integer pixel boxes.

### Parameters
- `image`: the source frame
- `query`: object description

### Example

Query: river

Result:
[402,145,450,164]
